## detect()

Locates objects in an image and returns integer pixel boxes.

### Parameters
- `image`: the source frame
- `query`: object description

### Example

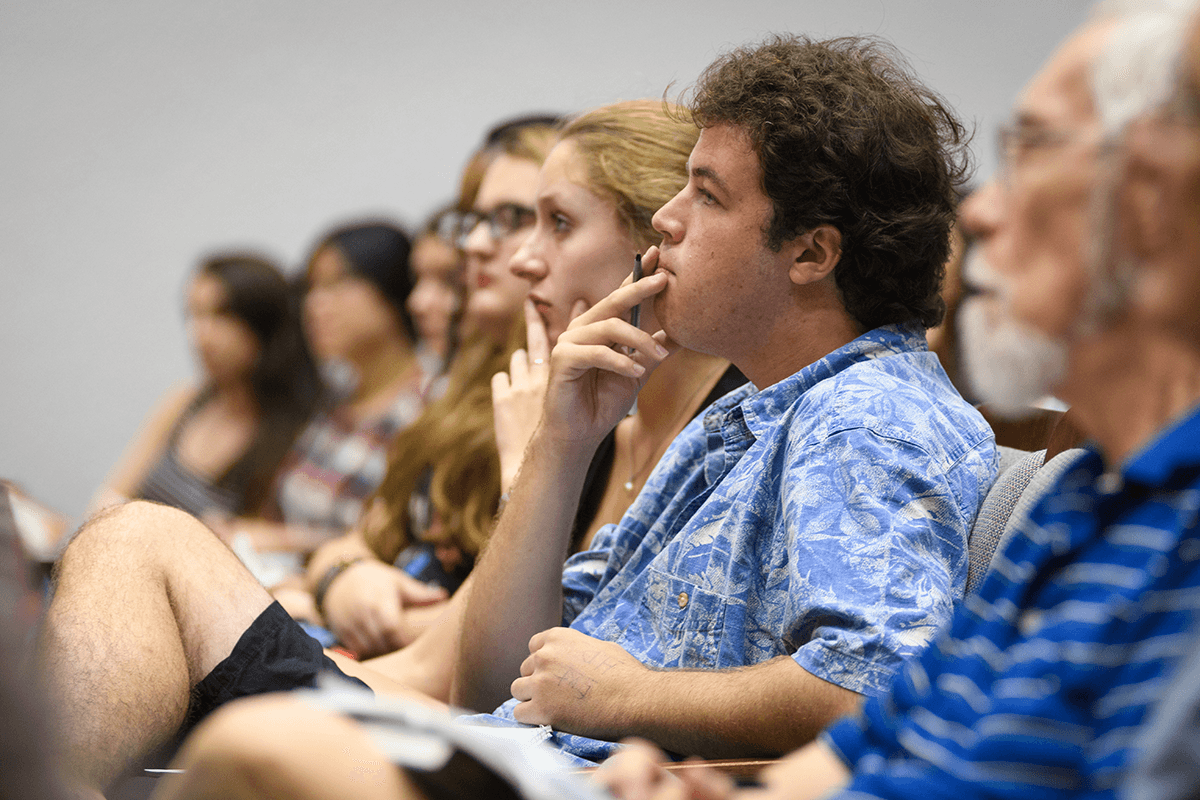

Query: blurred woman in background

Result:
[92,253,319,520]
[407,205,466,382]
[283,118,562,652]
[217,222,424,584]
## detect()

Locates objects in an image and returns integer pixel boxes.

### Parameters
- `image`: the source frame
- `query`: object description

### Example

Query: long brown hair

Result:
[196,254,320,513]
[362,322,524,563]
[362,120,556,564]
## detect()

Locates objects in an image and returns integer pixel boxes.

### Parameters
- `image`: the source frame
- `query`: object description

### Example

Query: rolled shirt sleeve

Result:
[782,426,975,694]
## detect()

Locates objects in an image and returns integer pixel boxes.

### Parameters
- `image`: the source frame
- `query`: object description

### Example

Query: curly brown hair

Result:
[685,34,972,330]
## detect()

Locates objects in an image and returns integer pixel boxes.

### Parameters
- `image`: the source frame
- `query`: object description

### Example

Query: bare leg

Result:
[152,694,422,800]
[40,502,274,794]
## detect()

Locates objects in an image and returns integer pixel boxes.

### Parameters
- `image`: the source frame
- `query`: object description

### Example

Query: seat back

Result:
[966,447,1089,595]
[966,446,1045,594]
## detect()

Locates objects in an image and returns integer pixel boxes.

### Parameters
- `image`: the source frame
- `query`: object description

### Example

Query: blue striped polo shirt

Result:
[824,404,1200,799]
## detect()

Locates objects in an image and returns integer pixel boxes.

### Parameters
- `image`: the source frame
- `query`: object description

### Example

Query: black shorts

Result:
[184,601,371,734]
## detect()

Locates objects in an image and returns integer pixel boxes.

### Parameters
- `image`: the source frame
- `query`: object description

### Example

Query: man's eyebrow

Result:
[1011,110,1047,130]
[691,165,731,196]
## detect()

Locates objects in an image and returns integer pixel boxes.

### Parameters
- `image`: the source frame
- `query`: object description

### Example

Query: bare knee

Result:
[56,502,219,579]
[69,501,213,551]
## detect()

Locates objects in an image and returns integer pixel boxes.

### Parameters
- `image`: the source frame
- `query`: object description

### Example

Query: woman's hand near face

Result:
[492,300,555,493]
[540,262,677,450]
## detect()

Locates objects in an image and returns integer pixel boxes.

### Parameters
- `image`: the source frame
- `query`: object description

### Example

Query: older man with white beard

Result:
[1103,9,1200,799]
[596,2,1200,799]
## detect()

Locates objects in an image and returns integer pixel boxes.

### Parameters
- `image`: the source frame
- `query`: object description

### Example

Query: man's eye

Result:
[1018,130,1050,151]
[494,206,517,228]
[552,213,571,232]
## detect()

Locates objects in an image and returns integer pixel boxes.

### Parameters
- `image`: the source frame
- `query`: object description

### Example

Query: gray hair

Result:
[1090,0,1198,135]
[1082,0,1198,331]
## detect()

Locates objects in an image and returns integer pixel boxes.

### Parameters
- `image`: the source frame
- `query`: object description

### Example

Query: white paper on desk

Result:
[299,674,612,800]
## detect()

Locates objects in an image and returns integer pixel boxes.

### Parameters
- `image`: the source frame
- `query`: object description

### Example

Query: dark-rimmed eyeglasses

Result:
[455,203,536,249]
[430,208,465,245]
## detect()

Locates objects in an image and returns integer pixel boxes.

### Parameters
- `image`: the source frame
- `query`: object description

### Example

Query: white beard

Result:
[959,295,1069,419]
[958,248,1070,419]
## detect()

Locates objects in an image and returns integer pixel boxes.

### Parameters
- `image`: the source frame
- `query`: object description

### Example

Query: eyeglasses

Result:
[430,208,465,245]
[455,203,536,249]
[995,122,1081,183]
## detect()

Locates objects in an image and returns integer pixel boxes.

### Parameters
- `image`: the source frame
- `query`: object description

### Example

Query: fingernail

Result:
[655,344,669,358]
[632,364,645,376]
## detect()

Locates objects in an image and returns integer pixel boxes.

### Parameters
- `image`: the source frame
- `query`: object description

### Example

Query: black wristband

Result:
[314,556,368,617]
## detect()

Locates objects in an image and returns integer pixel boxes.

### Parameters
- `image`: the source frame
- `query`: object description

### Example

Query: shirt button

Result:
[1018,610,1043,636]
[677,591,689,608]
[1097,472,1124,494]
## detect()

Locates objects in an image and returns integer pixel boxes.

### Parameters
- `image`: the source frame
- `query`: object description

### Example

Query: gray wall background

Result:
[0,0,1091,523]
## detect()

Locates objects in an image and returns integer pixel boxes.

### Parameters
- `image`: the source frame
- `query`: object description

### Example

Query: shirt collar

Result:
[1123,402,1200,487]
[708,323,928,440]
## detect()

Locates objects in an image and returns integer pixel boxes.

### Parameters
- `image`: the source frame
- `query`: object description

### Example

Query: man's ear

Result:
[787,225,842,286]
[1118,163,1169,261]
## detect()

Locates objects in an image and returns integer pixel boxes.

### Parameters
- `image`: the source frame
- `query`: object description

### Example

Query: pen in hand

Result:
[630,253,643,331]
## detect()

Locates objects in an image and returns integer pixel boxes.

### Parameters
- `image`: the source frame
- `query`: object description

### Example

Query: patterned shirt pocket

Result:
[639,569,729,669]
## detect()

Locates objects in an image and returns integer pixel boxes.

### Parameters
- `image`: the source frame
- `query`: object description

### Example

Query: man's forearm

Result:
[613,657,862,759]
[452,431,596,712]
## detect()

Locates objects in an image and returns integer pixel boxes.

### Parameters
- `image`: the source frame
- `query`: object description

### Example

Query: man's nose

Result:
[958,181,1003,241]
[652,192,685,243]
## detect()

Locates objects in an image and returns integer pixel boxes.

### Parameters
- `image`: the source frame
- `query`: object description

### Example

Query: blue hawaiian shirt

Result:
[476,324,996,763]
[825,405,1200,800]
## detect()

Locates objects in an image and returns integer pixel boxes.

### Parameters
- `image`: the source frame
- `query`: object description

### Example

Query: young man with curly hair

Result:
[43,34,996,798]
[450,34,992,761]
